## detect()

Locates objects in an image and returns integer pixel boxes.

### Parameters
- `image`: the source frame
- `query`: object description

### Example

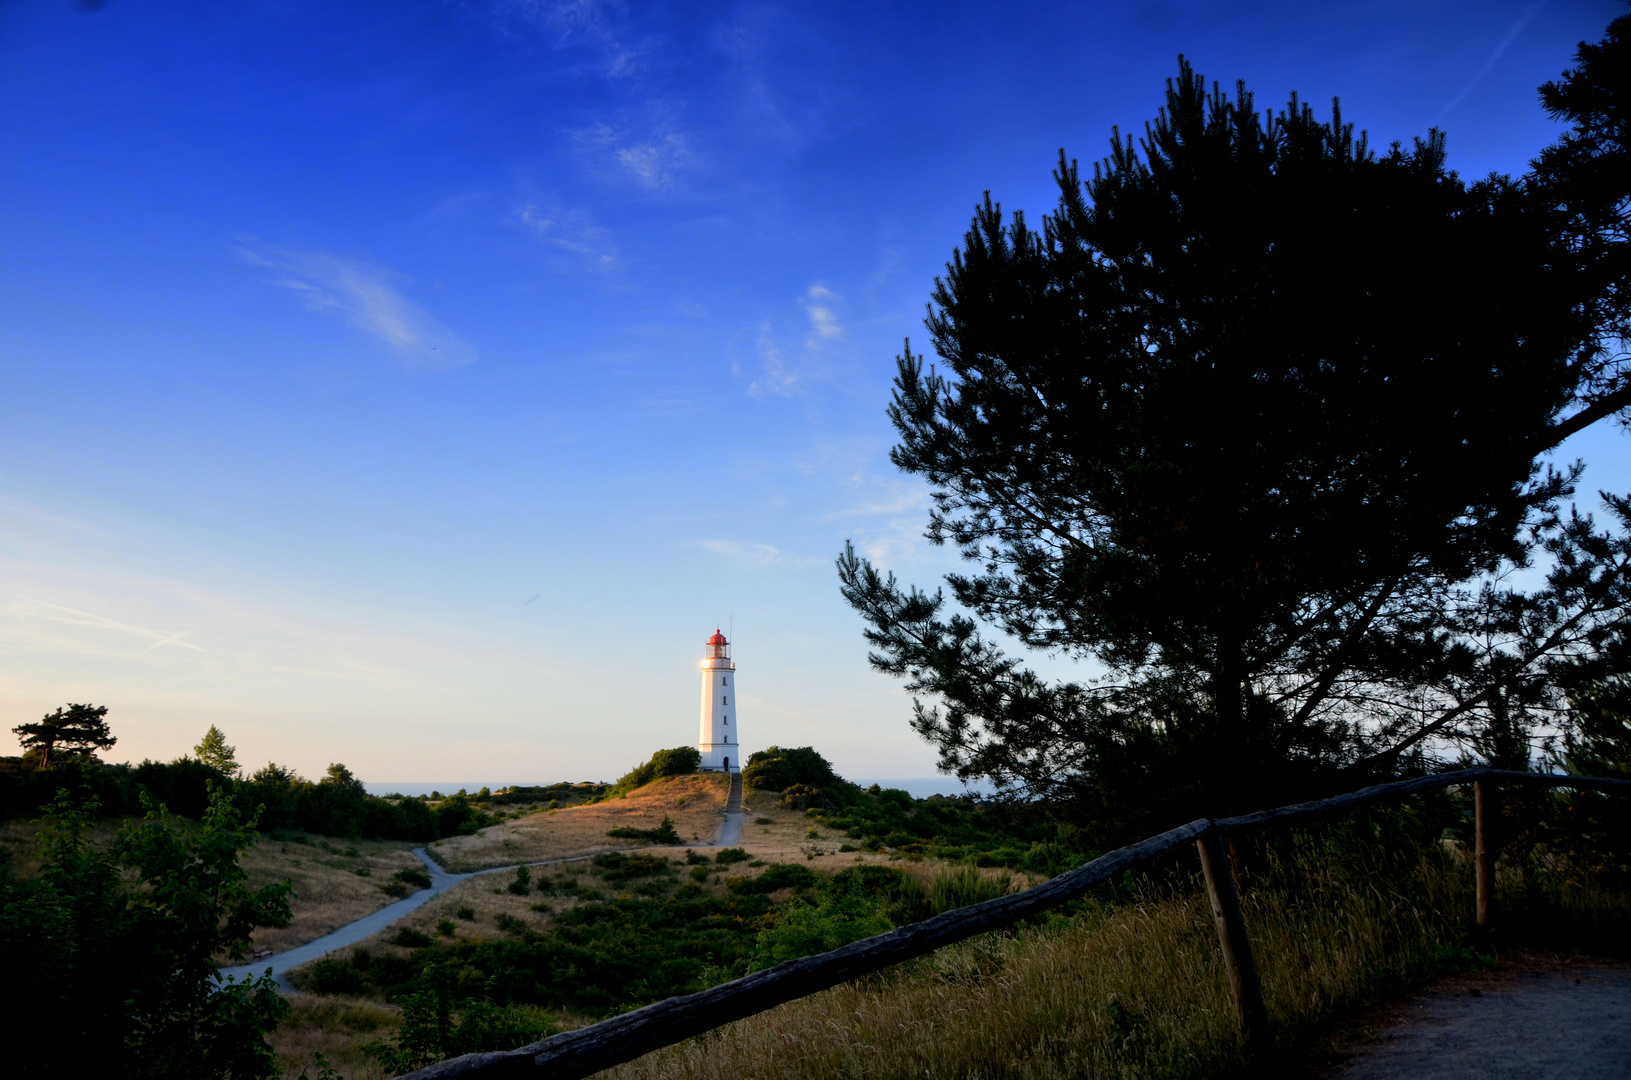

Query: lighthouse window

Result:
[722,677,727,685]
[723,716,729,724]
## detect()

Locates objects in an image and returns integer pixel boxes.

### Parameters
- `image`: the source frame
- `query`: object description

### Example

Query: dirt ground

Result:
[239,833,424,955]
[427,773,731,872]
[1308,954,1631,1079]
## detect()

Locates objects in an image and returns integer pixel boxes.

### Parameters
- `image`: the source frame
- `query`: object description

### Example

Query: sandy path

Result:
[1318,959,1631,1080]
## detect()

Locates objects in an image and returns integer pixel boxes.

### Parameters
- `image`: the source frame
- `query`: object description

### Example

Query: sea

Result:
[365,777,994,799]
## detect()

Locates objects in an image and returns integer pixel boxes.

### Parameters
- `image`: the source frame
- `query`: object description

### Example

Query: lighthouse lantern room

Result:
[698,629,738,772]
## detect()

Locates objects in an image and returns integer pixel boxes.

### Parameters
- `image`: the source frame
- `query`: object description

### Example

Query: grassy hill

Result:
[426,773,730,873]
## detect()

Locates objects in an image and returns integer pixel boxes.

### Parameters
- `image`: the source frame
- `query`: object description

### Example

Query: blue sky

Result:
[1,0,1625,785]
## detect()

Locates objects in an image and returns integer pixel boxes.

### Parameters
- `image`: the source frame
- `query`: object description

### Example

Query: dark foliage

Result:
[0,787,292,1078]
[479,782,607,807]
[590,850,677,885]
[839,47,1631,839]
[606,814,683,844]
[742,745,845,793]
[725,861,820,895]
[12,703,116,766]
[364,962,557,1074]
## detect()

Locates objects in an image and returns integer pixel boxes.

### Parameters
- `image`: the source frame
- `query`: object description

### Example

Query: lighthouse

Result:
[698,629,738,772]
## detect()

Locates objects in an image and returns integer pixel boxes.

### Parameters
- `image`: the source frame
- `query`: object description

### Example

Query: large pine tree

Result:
[13,703,117,766]
[840,45,1631,836]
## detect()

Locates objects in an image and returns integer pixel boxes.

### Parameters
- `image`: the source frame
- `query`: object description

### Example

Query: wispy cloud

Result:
[749,322,798,398]
[1436,2,1546,120]
[571,121,695,191]
[487,0,645,78]
[748,284,844,398]
[698,540,821,568]
[11,597,209,654]
[802,283,843,346]
[238,244,476,370]
[512,201,623,271]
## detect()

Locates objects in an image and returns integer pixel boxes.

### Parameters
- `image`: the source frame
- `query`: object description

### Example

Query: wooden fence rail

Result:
[402,767,1631,1079]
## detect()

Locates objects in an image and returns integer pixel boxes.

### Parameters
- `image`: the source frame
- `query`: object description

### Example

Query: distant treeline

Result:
[0,755,603,840]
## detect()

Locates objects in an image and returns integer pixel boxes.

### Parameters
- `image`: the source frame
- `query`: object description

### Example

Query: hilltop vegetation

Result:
[745,745,1083,874]
[298,848,1017,1073]
[1,728,605,844]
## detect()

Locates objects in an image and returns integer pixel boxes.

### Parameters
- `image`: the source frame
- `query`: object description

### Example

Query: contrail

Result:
[1436,1,1546,121]
[522,593,541,606]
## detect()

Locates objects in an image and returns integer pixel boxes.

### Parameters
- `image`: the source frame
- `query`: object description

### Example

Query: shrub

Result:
[749,890,892,971]
[456,906,476,921]
[365,963,558,1073]
[609,747,702,796]
[507,864,532,895]
[306,958,369,995]
[394,927,432,948]
[727,863,819,895]
[393,867,432,891]
[493,912,530,936]
[714,847,750,866]
[927,864,1012,914]
[607,815,682,844]
[436,919,456,937]
[591,851,675,885]
[743,746,843,793]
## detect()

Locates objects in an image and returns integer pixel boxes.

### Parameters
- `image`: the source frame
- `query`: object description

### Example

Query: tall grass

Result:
[594,823,1628,1080]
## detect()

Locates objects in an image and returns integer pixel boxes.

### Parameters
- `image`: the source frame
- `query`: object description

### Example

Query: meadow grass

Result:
[591,830,1627,1080]
[271,806,1630,1079]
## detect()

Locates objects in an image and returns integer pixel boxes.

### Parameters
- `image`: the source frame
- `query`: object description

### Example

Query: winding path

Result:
[1318,960,1631,1080]
[217,796,751,992]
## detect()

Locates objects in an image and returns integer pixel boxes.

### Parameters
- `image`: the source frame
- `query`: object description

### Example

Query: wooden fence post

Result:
[1474,779,1494,929]
[1197,826,1268,1050]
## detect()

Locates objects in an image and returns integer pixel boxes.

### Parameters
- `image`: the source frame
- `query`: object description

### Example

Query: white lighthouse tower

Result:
[698,629,739,772]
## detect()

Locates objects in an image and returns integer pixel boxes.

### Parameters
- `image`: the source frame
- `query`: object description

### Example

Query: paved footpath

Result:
[216,809,750,991]
[1320,960,1631,1080]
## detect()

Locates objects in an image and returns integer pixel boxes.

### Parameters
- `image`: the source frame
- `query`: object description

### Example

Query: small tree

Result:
[194,724,240,776]
[13,703,116,766]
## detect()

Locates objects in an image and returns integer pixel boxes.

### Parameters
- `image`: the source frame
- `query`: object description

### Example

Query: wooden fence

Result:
[402,767,1631,1080]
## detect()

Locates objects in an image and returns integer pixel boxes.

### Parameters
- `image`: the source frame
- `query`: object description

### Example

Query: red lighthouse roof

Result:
[707,629,728,645]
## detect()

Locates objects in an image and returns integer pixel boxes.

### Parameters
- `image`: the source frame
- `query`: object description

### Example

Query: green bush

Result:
[306,957,370,995]
[606,814,682,844]
[507,864,532,895]
[714,847,750,866]
[394,927,432,948]
[727,862,819,895]
[393,867,432,891]
[365,963,558,1073]
[742,746,843,792]
[749,888,893,970]
[927,864,1012,913]
[609,747,702,796]
[590,851,675,885]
